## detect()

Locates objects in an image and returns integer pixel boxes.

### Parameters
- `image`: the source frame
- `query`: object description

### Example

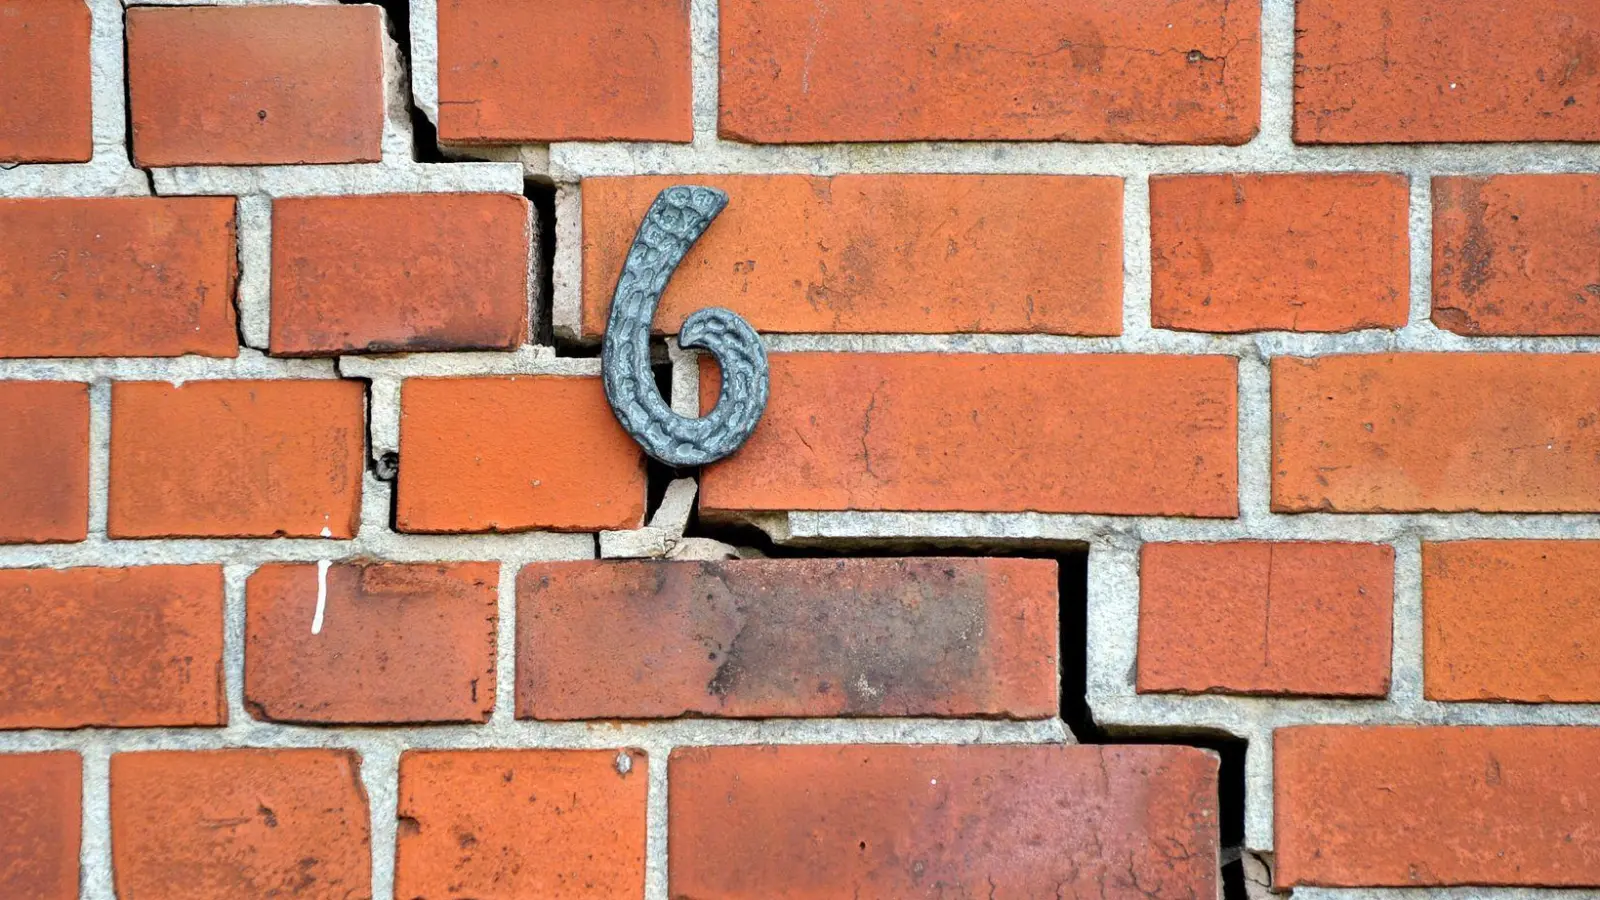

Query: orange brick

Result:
[1276,726,1600,887]
[580,175,1123,338]
[112,750,370,900]
[1150,174,1410,332]
[396,750,647,900]
[397,376,645,533]
[517,558,1058,719]
[701,353,1238,517]
[270,194,530,356]
[1424,540,1600,702]
[127,5,384,166]
[720,0,1259,144]
[1138,542,1393,697]
[1295,0,1600,143]
[437,0,691,142]
[109,381,365,539]
[1434,176,1600,336]
[670,745,1218,898]
[0,753,79,900]
[0,382,88,544]
[246,562,498,723]
[0,0,92,163]
[0,198,238,358]
[0,566,224,729]
[1273,354,1600,513]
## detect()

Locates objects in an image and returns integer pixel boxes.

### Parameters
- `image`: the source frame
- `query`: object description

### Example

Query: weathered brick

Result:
[1433,175,1600,335]
[396,750,647,900]
[0,382,88,544]
[1138,542,1393,697]
[246,562,498,724]
[0,566,224,729]
[1424,540,1600,702]
[517,558,1058,720]
[270,194,530,356]
[0,753,79,900]
[0,198,238,358]
[581,175,1123,338]
[720,0,1259,144]
[437,0,691,142]
[701,353,1238,517]
[1150,174,1410,332]
[112,750,371,900]
[1276,726,1600,887]
[109,381,365,539]
[1295,0,1600,143]
[127,5,384,166]
[0,0,92,163]
[1273,354,1600,513]
[670,744,1218,898]
[397,376,645,533]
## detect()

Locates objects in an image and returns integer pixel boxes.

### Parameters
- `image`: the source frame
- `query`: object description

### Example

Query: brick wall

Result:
[3,0,1600,897]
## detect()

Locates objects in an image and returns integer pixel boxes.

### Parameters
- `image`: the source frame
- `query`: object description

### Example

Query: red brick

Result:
[397,376,645,533]
[109,380,365,539]
[1151,174,1410,332]
[1138,542,1393,697]
[127,5,384,166]
[0,382,88,544]
[517,558,1058,720]
[670,744,1218,898]
[112,749,370,900]
[270,194,530,356]
[581,175,1123,338]
[246,562,497,724]
[396,750,647,900]
[1424,540,1600,702]
[1295,0,1600,143]
[0,198,238,358]
[1273,354,1600,513]
[0,753,79,900]
[1276,726,1600,887]
[1433,175,1600,336]
[0,566,224,729]
[720,0,1259,144]
[437,0,691,143]
[701,353,1238,517]
[0,0,92,163]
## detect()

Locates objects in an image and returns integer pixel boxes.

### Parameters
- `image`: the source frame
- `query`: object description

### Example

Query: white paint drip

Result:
[311,559,331,635]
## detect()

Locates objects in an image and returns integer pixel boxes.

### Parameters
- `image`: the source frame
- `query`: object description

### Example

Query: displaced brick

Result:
[396,750,647,900]
[111,750,371,900]
[0,753,80,900]
[0,382,88,544]
[1433,175,1600,336]
[0,566,225,729]
[437,0,691,142]
[1150,174,1410,332]
[1295,0,1600,143]
[701,353,1238,517]
[109,381,365,539]
[517,558,1058,720]
[397,376,645,533]
[1276,726,1600,887]
[670,744,1218,898]
[1272,354,1600,513]
[0,198,238,358]
[0,0,92,163]
[126,5,384,166]
[270,194,530,356]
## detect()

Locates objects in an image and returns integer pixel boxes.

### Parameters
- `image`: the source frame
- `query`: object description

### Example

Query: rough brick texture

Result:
[0,381,88,544]
[0,566,224,729]
[246,562,498,724]
[0,198,238,358]
[0,0,92,163]
[396,749,647,899]
[0,753,80,900]
[517,558,1058,719]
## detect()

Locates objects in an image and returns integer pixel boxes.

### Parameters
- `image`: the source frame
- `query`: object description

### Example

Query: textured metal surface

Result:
[601,185,769,467]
